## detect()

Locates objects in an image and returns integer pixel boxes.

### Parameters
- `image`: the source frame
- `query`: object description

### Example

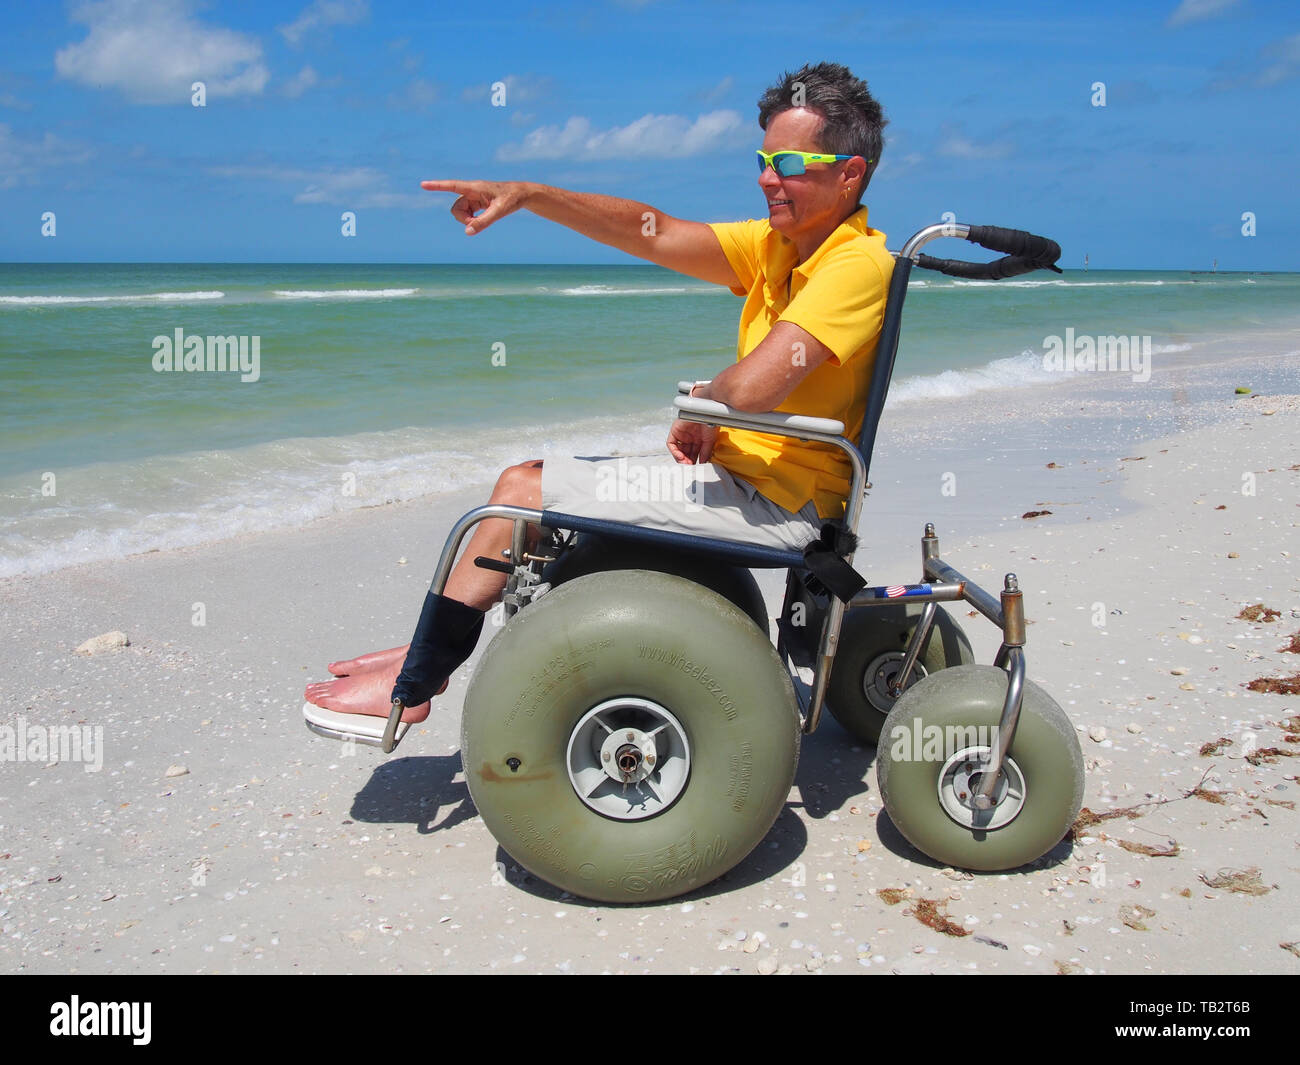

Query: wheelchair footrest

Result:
[302,701,410,750]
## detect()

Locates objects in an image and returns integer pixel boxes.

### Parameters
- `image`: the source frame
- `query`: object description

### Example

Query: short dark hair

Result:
[757,63,887,204]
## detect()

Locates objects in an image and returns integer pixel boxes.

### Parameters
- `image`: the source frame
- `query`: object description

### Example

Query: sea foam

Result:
[0,290,225,305]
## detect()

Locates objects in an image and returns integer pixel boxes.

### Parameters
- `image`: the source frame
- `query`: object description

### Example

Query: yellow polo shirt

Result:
[707,206,894,520]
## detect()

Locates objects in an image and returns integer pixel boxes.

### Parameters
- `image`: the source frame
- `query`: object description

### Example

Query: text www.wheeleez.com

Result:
[1113,1025,1250,1039]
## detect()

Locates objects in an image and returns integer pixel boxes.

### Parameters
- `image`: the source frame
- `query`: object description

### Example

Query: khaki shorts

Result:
[540,452,824,553]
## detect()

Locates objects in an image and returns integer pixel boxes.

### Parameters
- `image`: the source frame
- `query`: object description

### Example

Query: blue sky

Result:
[0,0,1296,268]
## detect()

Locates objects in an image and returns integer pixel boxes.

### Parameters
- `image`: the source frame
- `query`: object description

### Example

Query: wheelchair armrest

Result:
[677,379,710,395]
[673,394,846,439]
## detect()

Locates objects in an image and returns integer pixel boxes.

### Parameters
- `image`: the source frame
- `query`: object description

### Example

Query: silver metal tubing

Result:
[510,517,528,566]
[898,222,971,261]
[924,557,1004,628]
[849,581,965,607]
[1000,573,1026,647]
[921,522,939,567]
[675,407,849,446]
[974,646,1025,808]
[803,595,845,734]
[381,700,404,753]
[890,601,936,697]
[430,503,546,594]
[839,442,868,570]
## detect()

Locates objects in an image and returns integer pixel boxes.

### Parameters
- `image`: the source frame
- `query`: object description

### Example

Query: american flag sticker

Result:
[886,585,907,598]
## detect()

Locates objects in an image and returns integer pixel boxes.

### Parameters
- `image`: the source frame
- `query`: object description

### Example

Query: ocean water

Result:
[2,262,1298,578]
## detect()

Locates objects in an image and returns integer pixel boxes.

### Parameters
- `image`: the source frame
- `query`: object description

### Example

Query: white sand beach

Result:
[2,361,1298,975]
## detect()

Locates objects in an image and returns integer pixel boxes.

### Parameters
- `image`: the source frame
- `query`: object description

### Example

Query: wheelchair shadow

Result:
[347,753,477,836]
[490,805,810,908]
[871,809,1077,874]
[343,741,1077,899]
[789,716,878,820]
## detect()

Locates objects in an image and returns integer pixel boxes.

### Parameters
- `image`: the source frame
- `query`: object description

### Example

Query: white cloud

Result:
[283,65,319,98]
[279,0,368,47]
[1257,33,1300,86]
[55,0,267,104]
[1208,32,1300,90]
[694,76,734,104]
[497,110,745,161]
[0,123,94,189]
[291,167,381,203]
[1167,0,1242,28]
[208,163,433,209]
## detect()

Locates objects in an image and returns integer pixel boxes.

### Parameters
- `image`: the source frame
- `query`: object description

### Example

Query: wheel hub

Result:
[601,729,655,785]
[862,651,928,713]
[567,698,691,821]
[936,745,1026,830]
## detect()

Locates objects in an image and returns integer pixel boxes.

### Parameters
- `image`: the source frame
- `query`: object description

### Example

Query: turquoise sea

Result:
[3,262,1298,578]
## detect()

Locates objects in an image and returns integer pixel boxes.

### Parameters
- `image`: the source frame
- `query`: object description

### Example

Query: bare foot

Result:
[327,644,410,676]
[304,665,443,723]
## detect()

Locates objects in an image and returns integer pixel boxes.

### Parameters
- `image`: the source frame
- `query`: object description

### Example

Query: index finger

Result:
[420,179,473,193]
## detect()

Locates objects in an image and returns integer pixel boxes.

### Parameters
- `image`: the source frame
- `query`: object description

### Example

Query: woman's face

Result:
[758,107,856,248]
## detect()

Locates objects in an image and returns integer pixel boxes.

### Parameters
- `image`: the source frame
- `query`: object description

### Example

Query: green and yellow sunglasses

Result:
[756,149,867,177]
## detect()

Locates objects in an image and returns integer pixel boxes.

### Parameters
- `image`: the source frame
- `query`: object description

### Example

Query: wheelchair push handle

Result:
[964,224,1060,264]
[904,221,1062,281]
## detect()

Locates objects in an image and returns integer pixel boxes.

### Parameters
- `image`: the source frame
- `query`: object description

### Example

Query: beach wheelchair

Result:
[305,222,1083,904]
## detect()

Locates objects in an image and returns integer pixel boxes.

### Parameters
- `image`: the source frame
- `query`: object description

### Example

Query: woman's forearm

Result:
[520,183,669,259]
[421,177,735,285]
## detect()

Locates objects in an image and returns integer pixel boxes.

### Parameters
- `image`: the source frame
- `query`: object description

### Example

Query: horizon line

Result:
[1,262,1292,274]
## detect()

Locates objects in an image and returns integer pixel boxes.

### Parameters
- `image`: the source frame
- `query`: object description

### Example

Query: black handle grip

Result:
[916,253,1056,280]
[913,223,1063,280]
[964,225,1061,265]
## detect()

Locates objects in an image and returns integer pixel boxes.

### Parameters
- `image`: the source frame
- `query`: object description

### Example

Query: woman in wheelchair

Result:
[304,61,894,722]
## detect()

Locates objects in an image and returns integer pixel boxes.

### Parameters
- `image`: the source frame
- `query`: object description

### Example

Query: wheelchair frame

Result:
[375,222,1034,819]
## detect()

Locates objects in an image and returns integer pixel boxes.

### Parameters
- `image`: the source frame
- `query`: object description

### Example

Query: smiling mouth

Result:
[768,199,793,208]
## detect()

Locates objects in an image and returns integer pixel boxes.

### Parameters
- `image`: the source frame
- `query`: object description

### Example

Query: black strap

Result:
[802,524,866,603]
[390,593,485,707]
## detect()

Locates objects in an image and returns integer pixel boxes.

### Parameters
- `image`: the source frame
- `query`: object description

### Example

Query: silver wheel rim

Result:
[862,652,929,714]
[937,745,1026,830]
[566,697,691,821]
